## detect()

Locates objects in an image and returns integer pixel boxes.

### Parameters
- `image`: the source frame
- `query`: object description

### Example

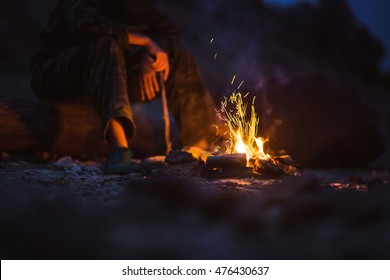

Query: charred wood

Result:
[205,154,247,169]
[252,159,285,178]
[276,162,300,175]
[274,155,299,167]
[165,150,197,165]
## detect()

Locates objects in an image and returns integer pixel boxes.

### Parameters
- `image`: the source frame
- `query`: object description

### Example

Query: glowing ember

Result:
[218,91,271,166]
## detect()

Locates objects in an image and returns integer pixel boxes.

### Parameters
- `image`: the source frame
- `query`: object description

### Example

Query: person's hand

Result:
[139,55,160,101]
[128,33,170,80]
[147,41,170,81]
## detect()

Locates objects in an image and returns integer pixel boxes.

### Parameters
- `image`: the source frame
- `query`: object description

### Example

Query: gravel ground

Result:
[1,155,390,259]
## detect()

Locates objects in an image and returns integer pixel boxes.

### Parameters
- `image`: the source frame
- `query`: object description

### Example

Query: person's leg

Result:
[83,36,134,144]
[84,36,138,173]
[31,36,137,173]
[32,36,135,142]
[108,117,129,148]
[164,46,221,149]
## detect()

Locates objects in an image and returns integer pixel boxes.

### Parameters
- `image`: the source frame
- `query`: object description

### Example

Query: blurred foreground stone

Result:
[1,157,390,259]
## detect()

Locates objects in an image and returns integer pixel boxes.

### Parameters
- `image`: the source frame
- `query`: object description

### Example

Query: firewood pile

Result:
[161,151,300,179]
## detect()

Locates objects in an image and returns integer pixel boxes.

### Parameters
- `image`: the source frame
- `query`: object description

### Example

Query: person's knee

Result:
[92,35,123,57]
[173,45,195,61]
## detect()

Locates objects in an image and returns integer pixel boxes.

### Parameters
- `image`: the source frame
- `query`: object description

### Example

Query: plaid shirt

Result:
[34,0,180,59]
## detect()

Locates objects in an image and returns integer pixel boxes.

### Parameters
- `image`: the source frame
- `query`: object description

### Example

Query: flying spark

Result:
[231,75,236,85]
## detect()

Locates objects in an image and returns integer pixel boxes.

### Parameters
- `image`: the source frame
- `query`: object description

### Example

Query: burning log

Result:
[274,161,300,175]
[274,155,299,167]
[200,154,249,179]
[252,159,285,178]
[205,154,247,169]
[200,153,300,179]
[271,155,301,175]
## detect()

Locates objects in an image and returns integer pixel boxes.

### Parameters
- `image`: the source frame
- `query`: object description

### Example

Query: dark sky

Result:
[264,0,390,70]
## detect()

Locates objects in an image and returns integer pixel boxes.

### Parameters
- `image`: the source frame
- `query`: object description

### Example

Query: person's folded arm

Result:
[145,7,181,53]
[65,0,139,47]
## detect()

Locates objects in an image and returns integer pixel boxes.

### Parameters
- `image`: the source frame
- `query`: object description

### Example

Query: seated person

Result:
[31,0,219,173]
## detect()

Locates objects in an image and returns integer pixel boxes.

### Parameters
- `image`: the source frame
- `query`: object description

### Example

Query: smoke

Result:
[160,0,271,99]
[161,0,385,98]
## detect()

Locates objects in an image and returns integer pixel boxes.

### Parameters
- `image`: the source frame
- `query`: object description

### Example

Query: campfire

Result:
[218,91,270,165]
[202,91,300,179]
[163,89,300,179]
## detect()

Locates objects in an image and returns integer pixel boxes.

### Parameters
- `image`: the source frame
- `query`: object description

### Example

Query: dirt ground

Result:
[1,153,390,260]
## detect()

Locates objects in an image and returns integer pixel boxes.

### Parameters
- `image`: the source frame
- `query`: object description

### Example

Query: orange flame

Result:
[218,92,270,166]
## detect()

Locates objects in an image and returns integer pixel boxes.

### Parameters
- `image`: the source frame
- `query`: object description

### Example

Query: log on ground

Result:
[205,154,247,169]
[0,96,176,156]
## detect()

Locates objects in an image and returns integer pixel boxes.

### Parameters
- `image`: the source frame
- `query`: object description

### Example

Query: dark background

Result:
[265,0,390,70]
[1,0,390,84]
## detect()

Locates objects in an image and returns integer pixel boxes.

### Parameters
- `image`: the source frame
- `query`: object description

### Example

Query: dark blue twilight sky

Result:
[264,0,390,71]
